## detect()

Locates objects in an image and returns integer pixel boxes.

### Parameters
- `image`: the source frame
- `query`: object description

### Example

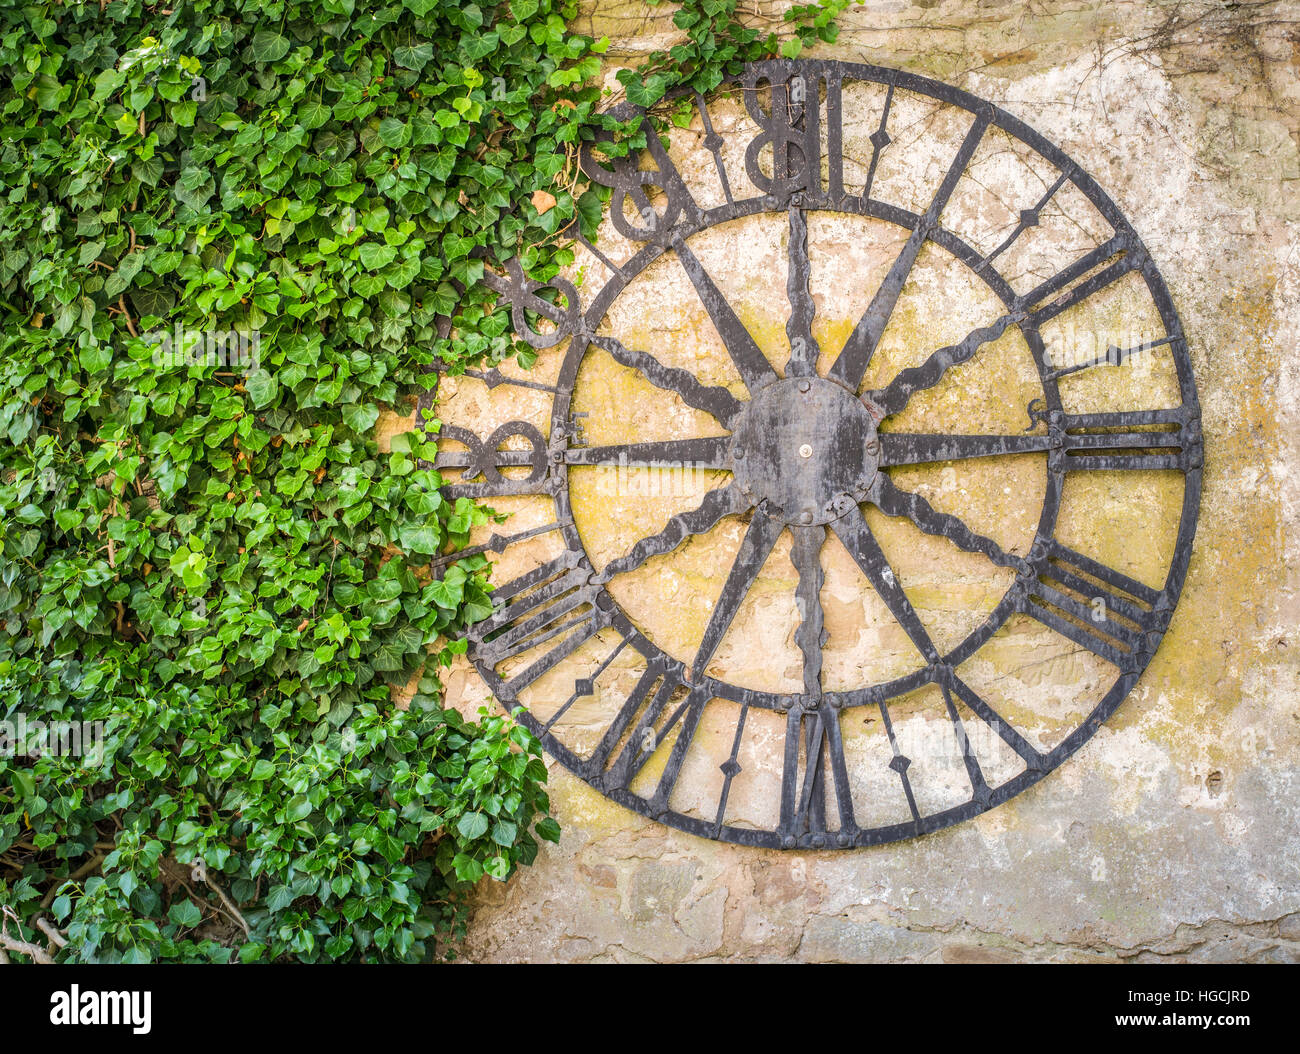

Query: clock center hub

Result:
[730,377,879,526]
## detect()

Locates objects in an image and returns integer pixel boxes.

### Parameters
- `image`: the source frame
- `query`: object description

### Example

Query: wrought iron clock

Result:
[427,60,1202,849]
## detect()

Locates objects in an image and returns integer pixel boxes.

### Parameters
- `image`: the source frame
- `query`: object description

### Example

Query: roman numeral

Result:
[1045,334,1177,382]
[975,168,1071,275]
[427,520,569,572]
[1017,540,1164,670]
[470,552,611,696]
[579,115,699,243]
[1017,235,1145,327]
[584,665,709,813]
[778,707,856,846]
[433,422,552,499]
[779,67,847,207]
[1056,408,1200,472]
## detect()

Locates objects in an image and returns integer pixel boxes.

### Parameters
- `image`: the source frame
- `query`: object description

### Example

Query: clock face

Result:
[429,60,1202,849]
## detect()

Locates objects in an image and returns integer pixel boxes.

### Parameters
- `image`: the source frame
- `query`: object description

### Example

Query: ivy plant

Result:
[0,0,846,963]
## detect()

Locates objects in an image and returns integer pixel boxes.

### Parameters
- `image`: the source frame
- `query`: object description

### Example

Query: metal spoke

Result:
[690,504,783,681]
[865,311,1023,417]
[828,110,990,392]
[870,474,1028,573]
[593,481,749,585]
[784,206,820,377]
[829,505,939,663]
[564,435,733,470]
[673,236,780,394]
[790,525,827,699]
[877,432,1052,468]
[589,334,745,428]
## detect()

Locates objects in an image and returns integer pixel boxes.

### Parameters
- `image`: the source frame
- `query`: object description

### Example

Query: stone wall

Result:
[388,0,1300,961]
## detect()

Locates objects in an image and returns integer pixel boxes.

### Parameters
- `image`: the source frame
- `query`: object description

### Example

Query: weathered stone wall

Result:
[387,0,1300,961]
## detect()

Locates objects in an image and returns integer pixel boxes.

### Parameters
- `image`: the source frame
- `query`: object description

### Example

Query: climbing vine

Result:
[0,0,845,962]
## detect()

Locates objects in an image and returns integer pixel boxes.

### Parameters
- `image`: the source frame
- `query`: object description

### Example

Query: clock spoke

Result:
[673,236,781,395]
[589,334,745,428]
[829,505,939,664]
[828,109,991,392]
[877,431,1053,468]
[784,206,820,377]
[563,435,733,471]
[790,525,827,700]
[864,311,1023,417]
[784,525,859,844]
[689,504,783,681]
[593,481,748,585]
[870,474,1028,573]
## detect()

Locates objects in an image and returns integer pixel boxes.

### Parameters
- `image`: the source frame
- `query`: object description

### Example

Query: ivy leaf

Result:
[456,812,488,839]
[358,242,398,270]
[342,403,378,433]
[298,100,332,129]
[0,0,843,967]
[78,344,113,373]
[393,44,434,70]
[398,524,441,555]
[168,899,203,928]
[576,189,604,240]
[620,71,669,109]
[378,117,410,149]
[266,886,295,912]
[250,30,291,63]
[245,369,279,409]
[286,794,313,821]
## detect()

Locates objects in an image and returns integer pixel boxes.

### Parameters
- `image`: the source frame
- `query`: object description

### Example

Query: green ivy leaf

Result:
[168,899,204,928]
[456,812,488,839]
[250,30,291,63]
